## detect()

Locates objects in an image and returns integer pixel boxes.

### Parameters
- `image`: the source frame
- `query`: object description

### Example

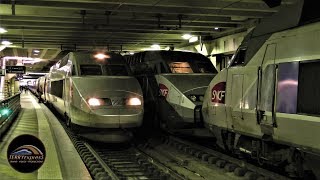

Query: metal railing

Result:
[0,93,21,139]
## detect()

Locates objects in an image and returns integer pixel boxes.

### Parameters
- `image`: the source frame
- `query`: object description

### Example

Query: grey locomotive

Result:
[39,51,144,141]
[126,50,217,136]
[202,1,320,178]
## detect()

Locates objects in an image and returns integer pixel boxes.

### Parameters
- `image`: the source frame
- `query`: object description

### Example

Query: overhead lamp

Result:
[151,44,160,50]
[182,34,192,40]
[214,27,219,30]
[33,50,40,53]
[1,40,12,45]
[94,53,110,60]
[0,28,7,34]
[129,52,134,55]
[189,36,198,43]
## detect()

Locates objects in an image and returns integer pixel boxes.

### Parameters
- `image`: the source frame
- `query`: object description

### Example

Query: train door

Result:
[258,43,277,135]
[227,47,261,137]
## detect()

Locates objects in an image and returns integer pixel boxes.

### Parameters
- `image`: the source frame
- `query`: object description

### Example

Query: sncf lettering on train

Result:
[159,83,169,97]
[211,82,226,103]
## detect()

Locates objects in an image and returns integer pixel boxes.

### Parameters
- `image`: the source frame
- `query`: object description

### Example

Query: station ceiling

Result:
[0,0,296,72]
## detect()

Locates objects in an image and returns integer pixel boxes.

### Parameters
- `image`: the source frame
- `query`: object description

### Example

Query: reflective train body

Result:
[125,50,217,135]
[202,2,320,178]
[38,52,144,140]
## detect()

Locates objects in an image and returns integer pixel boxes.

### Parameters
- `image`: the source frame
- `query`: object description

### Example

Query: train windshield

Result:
[104,65,129,76]
[160,51,217,74]
[80,65,102,75]
[169,62,193,73]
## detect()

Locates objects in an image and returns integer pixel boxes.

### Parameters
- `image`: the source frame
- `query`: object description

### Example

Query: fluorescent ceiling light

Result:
[189,36,198,43]
[33,50,40,53]
[151,44,160,50]
[94,53,110,60]
[214,27,219,30]
[0,28,7,34]
[1,40,12,45]
[129,52,134,55]
[182,34,192,40]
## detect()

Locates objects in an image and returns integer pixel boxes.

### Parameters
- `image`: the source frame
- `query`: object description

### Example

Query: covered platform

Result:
[0,92,92,179]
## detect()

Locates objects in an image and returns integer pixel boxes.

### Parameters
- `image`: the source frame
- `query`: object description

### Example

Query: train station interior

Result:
[0,0,319,179]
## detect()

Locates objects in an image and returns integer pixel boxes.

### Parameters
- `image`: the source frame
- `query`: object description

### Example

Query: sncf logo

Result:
[211,82,226,103]
[159,83,169,97]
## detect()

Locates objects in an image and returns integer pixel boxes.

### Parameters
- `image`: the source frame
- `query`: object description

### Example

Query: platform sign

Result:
[0,69,5,76]
[6,66,26,74]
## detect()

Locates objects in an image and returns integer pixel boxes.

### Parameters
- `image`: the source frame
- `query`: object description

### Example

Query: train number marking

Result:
[211,82,226,103]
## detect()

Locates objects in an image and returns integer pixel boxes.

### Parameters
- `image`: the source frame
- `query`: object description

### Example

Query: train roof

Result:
[238,0,320,65]
[68,51,126,65]
[125,50,211,62]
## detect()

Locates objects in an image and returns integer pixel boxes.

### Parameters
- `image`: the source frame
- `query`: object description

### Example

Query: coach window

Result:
[229,48,246,67]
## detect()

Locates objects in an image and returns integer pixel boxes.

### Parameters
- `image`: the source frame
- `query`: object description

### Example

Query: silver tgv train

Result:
[202,1,320,178]
[38,51,144,140]
[125,50,217,135]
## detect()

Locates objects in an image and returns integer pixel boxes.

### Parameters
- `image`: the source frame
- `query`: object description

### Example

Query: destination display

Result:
[6,66,26,74]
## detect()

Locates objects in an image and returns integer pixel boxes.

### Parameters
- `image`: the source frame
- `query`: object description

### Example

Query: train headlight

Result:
[127,97,141,106]
[87,98,102,106]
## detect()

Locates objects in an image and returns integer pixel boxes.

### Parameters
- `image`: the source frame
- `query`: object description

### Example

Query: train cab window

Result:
[105,65,129,76]
[80,65,102,75]
[229,48,246,67]
[59,55,69,68]
[169,62,193,73]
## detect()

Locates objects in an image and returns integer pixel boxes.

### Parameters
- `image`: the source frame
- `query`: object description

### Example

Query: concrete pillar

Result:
[0,58,5,100]
[14,80,20,94]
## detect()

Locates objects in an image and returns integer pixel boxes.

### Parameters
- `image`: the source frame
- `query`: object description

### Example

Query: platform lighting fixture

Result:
[182,34,192,40]
[0,28,7,34]
[1,40,12,45]
[33,50,40,53]
[129,52,134,55]
[151,44,161,50]
[214,27,219,30]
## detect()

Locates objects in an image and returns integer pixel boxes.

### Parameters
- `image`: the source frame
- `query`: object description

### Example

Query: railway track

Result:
[139,135,290,180]
[86,142,186,180]
[58,120,291,179]
[55,112,184,179]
